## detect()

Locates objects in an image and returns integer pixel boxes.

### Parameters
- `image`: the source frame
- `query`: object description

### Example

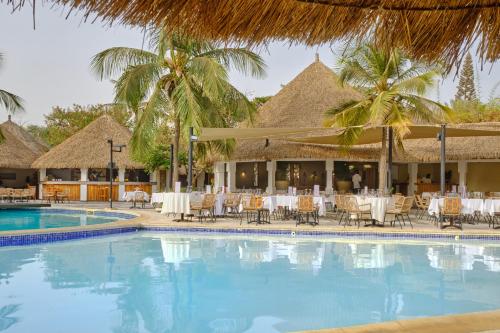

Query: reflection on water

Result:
[1,233,500,333]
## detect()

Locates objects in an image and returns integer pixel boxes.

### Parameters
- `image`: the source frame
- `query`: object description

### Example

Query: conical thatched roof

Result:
[32,115,143,169]
[0,118,49,169]
[229,58,372,161]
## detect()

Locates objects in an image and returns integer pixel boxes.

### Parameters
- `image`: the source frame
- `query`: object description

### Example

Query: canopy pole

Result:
[188,127,194,190]
[440,124,446,196]
[169,144,174,191]
[387,127,393,194]
[109,139,114,209]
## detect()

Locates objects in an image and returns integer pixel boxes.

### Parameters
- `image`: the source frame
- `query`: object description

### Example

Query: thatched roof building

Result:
[18,0,498,67]
[32,115,142,169]
[0,116,48,169]
[230,57,381,161]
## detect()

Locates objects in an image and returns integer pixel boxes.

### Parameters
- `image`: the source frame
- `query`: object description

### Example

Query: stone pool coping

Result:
[1,208,500,247]
[296,309,500,333]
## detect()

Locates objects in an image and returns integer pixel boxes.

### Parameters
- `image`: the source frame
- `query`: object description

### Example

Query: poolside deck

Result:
[50,201,500,237]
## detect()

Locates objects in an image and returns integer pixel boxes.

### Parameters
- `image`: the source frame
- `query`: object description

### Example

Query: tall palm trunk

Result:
[378,127,388,191]
[172,115,181,184]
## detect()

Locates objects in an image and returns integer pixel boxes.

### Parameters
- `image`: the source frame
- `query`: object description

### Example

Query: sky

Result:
[1,4,499,127]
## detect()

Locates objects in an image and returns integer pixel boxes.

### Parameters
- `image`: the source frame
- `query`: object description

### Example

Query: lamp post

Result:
[188,127,198,190]
[438,124,446,196]
[107,139,125,209]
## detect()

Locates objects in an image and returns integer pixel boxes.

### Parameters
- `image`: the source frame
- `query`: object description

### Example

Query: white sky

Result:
[1,4,499,126]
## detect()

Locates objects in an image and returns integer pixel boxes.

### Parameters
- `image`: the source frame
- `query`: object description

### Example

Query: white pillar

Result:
[118,168,126,201]
[458,160,467,189]
[39,168,46,199]
[80,168,88,201]
[226,162,236,192]
[150,170,158,193]
[266,160,276,194]
[325,159,334,194]
[408,163,418,195]
[213,162,225,192]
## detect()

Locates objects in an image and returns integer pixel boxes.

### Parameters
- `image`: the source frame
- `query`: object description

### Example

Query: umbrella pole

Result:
[388,127,393,194]
[440,125,446,196]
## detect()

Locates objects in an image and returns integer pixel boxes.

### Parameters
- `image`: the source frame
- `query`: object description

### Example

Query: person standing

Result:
[352,170,362,193]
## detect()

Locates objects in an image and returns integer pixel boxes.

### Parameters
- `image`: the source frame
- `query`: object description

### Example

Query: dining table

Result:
[263,195,328,216]
[354,195,395,226]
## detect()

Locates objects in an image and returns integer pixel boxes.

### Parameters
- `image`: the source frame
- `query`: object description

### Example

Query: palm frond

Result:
[90,47,158,80]
[0,89,24,112]
[197,48,267,78]
[114,63,163,110]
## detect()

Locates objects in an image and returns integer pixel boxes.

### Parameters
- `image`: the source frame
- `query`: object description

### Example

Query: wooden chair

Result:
[132,191,146,208]
[26,186,37,201]
[42,188,56,203]
[57,189,70,203]
[10,189,25,202]
[223,193,241,217]
[190,193,217,223]
[335,195,347,224]
[440,197,462,229]
[343,196,372,228]
[0,188,11,202]
[296,195,319,226]
[385,196,414,228]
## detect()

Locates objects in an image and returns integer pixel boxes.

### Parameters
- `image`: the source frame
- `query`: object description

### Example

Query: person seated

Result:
[421,174,432,184]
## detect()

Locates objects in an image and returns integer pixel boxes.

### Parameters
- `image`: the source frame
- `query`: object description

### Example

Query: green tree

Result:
[0,53,24,141]
[325,44,451,191]
[91,30,265,183]
[451,98,500,123]
[27,104,131,147]
[455,53,478,101]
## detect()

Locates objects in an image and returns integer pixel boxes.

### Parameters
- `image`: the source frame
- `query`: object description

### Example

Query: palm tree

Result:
[91,30,266,183]
[324,44,451,191]
[0,53,24,114]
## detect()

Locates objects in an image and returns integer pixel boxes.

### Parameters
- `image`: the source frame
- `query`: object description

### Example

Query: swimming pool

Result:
[0,209,131,231]
[0,232,499,332]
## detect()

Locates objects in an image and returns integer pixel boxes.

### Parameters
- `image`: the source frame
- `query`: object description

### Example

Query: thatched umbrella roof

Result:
[0,117,49,169]
[32,115,143,169]
[15,0,498,66]
[229,58,378,161]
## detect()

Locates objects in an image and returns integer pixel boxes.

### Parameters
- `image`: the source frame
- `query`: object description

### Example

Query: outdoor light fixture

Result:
[187,127,198,190]
[241,171,246,177]
[107,139,126,209]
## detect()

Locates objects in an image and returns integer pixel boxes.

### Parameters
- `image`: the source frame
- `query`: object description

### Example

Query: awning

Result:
[197,127,319,142]
[288,125,500,145]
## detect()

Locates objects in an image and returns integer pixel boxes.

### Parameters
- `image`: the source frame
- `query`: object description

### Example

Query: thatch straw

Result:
[0,118,48,169]
[10,0,498,67]
[32,115,143,169]
[231,59,368,161]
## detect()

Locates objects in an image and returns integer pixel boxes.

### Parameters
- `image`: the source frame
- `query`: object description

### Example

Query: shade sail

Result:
[17,0,499,66]
[289,125,500,145]
[197,127,319,142]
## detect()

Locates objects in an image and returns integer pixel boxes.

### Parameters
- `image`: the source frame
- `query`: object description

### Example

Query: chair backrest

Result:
[298,195,314,212]
[202,194,217,208]
[336,195,345,210]
[134,191,145,202]
[402,196,414,213]
[345,196,359,212]
[28,186,36,196]
[254,196,264,209]
[443,197,461,215]
[393,194,404,208]
[241,194,254,210]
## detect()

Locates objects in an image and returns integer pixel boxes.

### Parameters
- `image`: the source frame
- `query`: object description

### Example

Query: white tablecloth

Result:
[160,192,226,216]
[151,192,168,204]
[263,195,327,216]
[354,196,394,222]
[122,191,150,202]
[161,193,191,215]
[484,199,500,216]
[428,198,496,216]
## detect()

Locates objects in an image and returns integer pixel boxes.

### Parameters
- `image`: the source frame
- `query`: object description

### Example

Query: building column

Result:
[39,168,46,199]
[213,162,225,192]
[80,168,88,201]
[458,160,467,190]
[325,159,334,194]
[408,163,418,195]
[266,160,276,194]
[226,162,236,192]
[150,170,158,193]
[118,168,126,201]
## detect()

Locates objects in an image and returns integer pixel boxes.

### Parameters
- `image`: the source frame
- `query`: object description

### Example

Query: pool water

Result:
[1,233,500,332]
[0,209,120,231]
